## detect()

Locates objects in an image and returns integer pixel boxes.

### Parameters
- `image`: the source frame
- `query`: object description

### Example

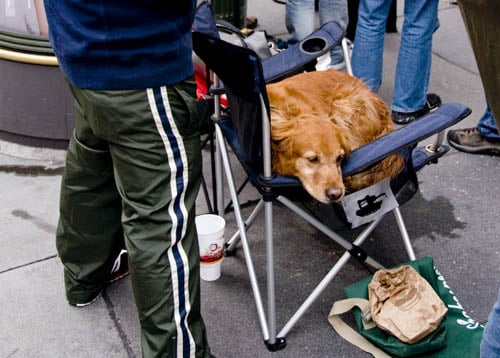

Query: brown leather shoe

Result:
[447,127,500,155]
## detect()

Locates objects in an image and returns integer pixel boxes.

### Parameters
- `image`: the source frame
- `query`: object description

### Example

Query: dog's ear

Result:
[270,110,296,142]
[270,110,297,175]
[335,130,352,158]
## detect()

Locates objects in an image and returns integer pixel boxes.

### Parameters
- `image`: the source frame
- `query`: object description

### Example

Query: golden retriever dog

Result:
[267,69,404,204]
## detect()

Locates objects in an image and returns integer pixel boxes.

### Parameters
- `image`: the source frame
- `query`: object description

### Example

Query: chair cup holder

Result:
[299,37,328,54]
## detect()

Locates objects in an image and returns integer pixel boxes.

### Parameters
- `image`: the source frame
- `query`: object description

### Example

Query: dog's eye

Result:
[307,156,319,163]
[337,155,345,163]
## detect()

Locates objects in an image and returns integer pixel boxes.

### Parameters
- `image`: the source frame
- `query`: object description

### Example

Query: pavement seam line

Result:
[103,291,136,358]
[0,254,57,275]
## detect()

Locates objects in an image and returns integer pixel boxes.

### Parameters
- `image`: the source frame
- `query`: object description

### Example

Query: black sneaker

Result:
[109,249,130,283]
[447,127,500,155]
[391,93,442,125]
[72,291,103,308]
[70,250,129,307]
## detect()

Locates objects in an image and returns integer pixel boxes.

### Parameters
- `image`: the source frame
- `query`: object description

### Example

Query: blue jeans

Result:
[477,104,500,141]
[286,0,348,65]
[351,0,439,113]
[481,288,500,357]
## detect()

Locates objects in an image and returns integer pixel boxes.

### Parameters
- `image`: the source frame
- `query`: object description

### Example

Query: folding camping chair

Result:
[192,23,471,352]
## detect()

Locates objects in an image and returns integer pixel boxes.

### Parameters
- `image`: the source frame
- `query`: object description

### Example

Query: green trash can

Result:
[212,0,247,29]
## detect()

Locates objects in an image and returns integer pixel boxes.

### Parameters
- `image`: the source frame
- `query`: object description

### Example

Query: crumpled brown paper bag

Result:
[368,265,448,344]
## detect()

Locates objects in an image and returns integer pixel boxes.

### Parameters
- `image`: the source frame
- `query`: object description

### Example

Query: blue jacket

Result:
[44,1,196,90]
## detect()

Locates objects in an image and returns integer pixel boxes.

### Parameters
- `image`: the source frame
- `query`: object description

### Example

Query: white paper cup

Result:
[199,260,222,281]
[195,214,225,281]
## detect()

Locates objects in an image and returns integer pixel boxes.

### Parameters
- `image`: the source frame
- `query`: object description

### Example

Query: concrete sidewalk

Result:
[1,2,499,357]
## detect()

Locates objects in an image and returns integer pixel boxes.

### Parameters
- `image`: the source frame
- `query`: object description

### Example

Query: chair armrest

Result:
[341,103,471,176]
[262,21,345,83]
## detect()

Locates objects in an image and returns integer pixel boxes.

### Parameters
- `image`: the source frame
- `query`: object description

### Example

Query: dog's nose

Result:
[326,187,343,202]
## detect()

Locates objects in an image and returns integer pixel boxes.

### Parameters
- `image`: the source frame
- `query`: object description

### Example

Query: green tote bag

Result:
[329,256,483,357]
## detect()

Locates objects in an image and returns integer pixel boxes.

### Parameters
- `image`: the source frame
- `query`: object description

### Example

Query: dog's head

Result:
[271,111,351,203]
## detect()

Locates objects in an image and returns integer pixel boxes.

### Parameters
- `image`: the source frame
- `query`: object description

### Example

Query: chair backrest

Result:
[192,32,268,101]
[192,1,219,38]
[192,31,269,167]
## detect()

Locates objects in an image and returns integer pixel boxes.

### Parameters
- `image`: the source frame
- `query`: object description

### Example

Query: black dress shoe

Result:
[391,93,442,125]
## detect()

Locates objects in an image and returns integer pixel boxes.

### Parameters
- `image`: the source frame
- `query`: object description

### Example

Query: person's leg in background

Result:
[391,0,439,116]
[477,105,500,141]
[286,0,315,45]
[317,0,348,69]
[346,0,397,41]
[447,0,500,156]
[286,0,348,70]
[481,288,500,357]
[57,85,126,307]
[351,0,391,91]
[458,0,500,130]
